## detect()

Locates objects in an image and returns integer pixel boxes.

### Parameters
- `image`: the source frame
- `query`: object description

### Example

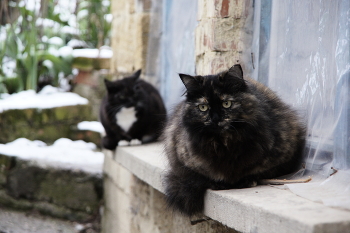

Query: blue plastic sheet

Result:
[145,0,198,110]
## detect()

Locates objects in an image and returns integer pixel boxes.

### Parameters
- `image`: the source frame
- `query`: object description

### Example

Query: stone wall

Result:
[196,0,253,75]
[102,150,238,233]
[0,105,98,145]
[0,155,102,223]
[110,0,151,75]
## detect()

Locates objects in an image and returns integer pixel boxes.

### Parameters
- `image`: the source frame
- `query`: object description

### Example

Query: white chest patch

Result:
[116,107,137,132]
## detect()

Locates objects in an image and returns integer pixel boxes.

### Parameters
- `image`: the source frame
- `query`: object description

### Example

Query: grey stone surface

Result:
[0,207,78,233]
[104,143,350,233]
[102,149,239,233]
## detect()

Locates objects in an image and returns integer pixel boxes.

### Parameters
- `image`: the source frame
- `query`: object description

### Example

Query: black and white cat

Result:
[99,70,166,150]
[163,64,306,216]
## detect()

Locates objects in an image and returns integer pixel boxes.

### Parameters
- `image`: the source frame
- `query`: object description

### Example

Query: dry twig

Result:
[260,177,312,185]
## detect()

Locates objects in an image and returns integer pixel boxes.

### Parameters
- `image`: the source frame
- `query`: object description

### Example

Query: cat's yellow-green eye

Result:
[222,100,232,108]
[198,104,208,112]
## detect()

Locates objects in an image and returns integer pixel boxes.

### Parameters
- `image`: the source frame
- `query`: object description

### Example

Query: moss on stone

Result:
[38,170,100,213]
[72,57,94,71]
[0,105,95,144]
[0,190,34,211]
[0,155,103,222]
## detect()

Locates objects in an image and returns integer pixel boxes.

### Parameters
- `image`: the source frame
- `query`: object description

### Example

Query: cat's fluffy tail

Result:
[164,167,210,216]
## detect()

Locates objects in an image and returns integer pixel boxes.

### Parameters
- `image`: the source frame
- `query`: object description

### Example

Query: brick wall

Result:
[196,0,253,75]
[110,0,151,75]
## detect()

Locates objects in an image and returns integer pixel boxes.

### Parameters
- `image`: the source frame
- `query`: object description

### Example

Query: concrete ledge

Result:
[111,143,350,233]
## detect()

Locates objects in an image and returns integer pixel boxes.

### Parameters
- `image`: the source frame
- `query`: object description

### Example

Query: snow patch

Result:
[0,138,104,174]
[48,36,64,45]
[77,121,105,134]
[0,86,88,113]
[67,39,88,48]
[72,47,113,59]
[58,46,73,57]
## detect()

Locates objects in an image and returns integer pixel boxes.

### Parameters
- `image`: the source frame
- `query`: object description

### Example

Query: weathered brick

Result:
[110,0,150,74]
[197,0,208,21]
[196,51,240,75]
[195,0,253,76]
[196,18,244,55]
[206,0,249,19]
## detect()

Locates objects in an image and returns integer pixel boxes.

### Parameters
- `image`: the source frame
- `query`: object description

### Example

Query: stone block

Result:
[196,51,240,75]
[0,190,91,222]
[110,0,150,74]
[72,69,107,120]
[103,176,131,233]
[104,150,133,195]
[7,162,47,200]
[70,129,102,147]
[0,190,34,211]
[205,0,250,19]
[0,154,15,187]
[0,105,95,144]
[37,171,101,213]
[112,13,150,73]
[102,162,240,233]
[196,18,244,55]
[1,156,102,222]
[197,0,208,21]
[134,0,152,13]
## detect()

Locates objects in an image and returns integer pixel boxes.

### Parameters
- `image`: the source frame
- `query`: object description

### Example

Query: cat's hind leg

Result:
[164,166,210,216]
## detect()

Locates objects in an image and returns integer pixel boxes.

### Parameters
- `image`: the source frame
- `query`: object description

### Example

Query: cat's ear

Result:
[133,69,142,79]
[104,79,112,89]
[104,79,115,93]
[221,64,244,81]
[179,74,200,90]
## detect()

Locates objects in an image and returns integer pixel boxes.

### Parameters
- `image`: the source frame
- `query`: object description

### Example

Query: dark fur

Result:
[99,70,166,150]
[163,64,306,216]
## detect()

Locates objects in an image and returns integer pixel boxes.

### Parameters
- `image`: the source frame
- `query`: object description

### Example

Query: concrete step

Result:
[0,141,104,225]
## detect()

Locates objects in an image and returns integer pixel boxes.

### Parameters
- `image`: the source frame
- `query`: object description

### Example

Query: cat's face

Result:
[181,65,258,134]
[104,70,142,109]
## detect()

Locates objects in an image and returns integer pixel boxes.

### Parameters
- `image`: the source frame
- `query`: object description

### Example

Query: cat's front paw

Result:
[117,139,142,146]
[118,140,129,146]
[130,139,142,145]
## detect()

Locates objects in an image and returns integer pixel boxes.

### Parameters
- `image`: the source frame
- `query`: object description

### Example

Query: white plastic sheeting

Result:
[252,0,350,209]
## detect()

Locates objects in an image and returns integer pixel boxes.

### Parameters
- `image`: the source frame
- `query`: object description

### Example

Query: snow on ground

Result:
[0,85,88,113]
[0,138,104,174]
[72,46,113,58]
[77,121,105,134]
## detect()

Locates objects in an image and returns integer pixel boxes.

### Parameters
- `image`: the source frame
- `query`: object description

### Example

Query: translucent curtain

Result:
[254,0,350,209]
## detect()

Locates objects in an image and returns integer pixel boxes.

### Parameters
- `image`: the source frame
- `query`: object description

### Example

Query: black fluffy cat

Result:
[100,69,166,150]
[163,64,306,216]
